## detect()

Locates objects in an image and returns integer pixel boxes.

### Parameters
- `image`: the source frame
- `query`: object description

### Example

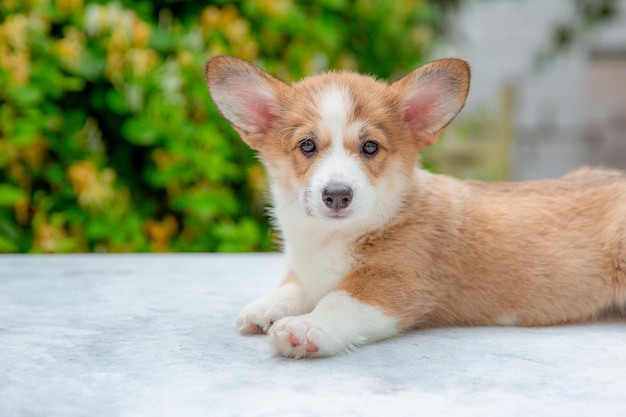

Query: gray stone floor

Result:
[1,254,626,416]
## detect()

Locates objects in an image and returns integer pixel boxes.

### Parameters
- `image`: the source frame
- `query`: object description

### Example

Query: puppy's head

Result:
[206,56,469,227]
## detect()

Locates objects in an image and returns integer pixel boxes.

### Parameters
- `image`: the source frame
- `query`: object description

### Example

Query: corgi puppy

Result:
[205,55,626,359]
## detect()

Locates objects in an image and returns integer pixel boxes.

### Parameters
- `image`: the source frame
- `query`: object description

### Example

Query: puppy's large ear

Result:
[392,58,470,148]
[205,56,285,149]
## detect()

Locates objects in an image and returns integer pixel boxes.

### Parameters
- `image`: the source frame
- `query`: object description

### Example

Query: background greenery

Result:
[0,0,616,253]
[0,0,461,253]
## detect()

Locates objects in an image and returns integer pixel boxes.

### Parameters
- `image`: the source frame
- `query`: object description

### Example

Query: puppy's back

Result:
[356,168,626,329]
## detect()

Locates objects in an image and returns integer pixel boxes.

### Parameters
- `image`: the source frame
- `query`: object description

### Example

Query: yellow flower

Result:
[127,48,158,78]
[105,50,123,81]
[131,18,151,48]
[5,50,30,84]
[177,50,194,67]
[0,14,31,84]
[55,0,84,15]
[224,18,249,43]
[234,40,258,61]
[145,215,178,252]
[56,27,84,70]
[9,162,29,189]
[14,199,29,226]
[208,42,227,57]
[218,5,239,27]
[34,223,71,253]
[108,24,130,52]
[67,161,115,208]
[19,135,47,169]
[2,14,28,51]
[255,0,294,18]
[200,6,221,33]
[152,148,174,169]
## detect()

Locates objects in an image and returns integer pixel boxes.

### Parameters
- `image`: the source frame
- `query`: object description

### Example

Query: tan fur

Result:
[207,55,626,337]
[342,169,626,329]
[259,73,420,190]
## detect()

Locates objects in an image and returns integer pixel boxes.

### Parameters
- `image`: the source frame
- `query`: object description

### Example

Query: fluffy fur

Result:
[205,56,626,359]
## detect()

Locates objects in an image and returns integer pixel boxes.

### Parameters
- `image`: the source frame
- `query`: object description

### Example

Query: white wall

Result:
[438,0,626,180]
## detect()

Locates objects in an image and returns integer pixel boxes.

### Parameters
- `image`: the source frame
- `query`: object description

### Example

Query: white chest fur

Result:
[280,209,354,308]
[273,184,356,308]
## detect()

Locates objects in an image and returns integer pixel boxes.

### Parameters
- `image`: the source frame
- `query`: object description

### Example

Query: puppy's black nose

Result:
[322,184,353,210]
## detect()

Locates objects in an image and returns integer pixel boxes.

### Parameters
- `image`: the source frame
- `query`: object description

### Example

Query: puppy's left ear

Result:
[392,58,470,147]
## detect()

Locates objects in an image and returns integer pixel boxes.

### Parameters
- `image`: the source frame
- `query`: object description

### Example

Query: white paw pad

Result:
[269,316,337,359]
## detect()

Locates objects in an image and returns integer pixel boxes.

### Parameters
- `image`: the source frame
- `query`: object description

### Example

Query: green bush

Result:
[0,0,456,253]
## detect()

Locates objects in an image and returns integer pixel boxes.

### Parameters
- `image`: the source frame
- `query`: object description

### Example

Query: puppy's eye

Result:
[361,140,379,157]
[299,138,317,155]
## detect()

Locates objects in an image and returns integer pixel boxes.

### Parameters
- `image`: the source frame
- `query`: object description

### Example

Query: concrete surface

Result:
[1,253,626,417]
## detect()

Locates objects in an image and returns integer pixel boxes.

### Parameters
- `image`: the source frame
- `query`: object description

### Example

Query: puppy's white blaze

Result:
[314,84,356,193]
[306,86,378,221]
[318,84,352,145]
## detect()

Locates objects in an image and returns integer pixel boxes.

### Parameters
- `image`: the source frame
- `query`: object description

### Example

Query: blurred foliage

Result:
[0,0,460,253]
[536,0,618,67]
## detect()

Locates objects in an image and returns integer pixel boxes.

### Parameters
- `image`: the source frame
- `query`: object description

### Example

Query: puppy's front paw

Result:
[268,292,401,358]
[269,316,350,359]
[236,292,301,335]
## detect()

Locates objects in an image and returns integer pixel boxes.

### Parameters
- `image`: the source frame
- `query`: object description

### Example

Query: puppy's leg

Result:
[236,273,310,335]
[269,291,399,358]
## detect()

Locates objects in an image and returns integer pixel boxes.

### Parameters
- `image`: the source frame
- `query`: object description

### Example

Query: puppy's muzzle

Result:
[322,184,353,211]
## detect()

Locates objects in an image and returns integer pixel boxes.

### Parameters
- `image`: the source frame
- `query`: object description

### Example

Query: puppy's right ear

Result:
[205,56,285,149]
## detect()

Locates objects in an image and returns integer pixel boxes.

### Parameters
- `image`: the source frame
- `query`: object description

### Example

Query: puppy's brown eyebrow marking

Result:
[359,125,388,139]
[290,128,316,141]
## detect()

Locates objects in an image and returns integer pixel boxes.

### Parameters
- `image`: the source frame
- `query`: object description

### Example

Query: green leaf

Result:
[121,117,159,146]
[0,234,18,253]
[13,119,39,145]
[78,49,106,80]
[105,89,131,114]
[0,184,26,206]
[60,76,86,92]
[9,86,44,107]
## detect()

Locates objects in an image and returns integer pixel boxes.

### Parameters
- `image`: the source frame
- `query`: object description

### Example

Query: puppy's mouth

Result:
[324,210,352,220]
